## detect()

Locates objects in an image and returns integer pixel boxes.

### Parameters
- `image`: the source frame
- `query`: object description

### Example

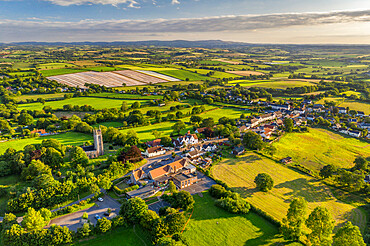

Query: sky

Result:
[0,0,370,44]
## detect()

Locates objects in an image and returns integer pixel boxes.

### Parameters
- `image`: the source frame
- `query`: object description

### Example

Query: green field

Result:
[15,93,69,102]
[273,128,370,172]
[317,97,370,114]
[0,132,93,154]
[17,97,147,111]
[158,69,209,81]
[41,68,87,77]
[89,92,163,100]
[93,121,123,128]
[37,63,76,70]
[76,225,150,246]
[229,79,316,89]
[183,192,300,246]
[212,152,367,231]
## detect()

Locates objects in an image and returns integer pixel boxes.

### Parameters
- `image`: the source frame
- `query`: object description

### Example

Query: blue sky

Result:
[0,0,370,43]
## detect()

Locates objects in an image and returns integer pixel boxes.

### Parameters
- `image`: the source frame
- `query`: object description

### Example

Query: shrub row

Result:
[113,185,139,195]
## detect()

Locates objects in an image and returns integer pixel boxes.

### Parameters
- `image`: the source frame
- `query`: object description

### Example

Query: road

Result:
[47,194,121,231]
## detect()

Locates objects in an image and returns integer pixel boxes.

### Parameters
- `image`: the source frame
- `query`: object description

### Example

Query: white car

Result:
[98,197,104,202]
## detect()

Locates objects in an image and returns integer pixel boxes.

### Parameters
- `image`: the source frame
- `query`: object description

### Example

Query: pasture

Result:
[15,93,69,102]
[40,68,87,77]
[182,192,300,246]
[229,79,317,89]
[157,69,209,81]
[272,128,370,172]
[17,97,147,111]
[0,132,93,154]
[317,97,370,114]
[88,92,162,100]
[212,153,367,231]
[227,71,265,76]
[37,63,76,70]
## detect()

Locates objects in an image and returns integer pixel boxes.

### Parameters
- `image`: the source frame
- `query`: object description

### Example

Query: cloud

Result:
[171,0,179,4]
[1,9,370,42]
[42,0,139,7]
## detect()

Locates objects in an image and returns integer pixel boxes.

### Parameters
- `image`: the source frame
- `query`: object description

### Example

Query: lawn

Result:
[93,122,123,128]
[182,192,300,246]
[15,93,69,102]
[212,153,367,232]
[0,132,93,154]
[273,128,370,172]
[76,225,151,246]
[157,69,209,81]
[17,97,147,111]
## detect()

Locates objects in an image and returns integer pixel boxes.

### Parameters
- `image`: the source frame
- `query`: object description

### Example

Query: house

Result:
[261,129,272,139]
[347,130,361,138]
[313,104,325,112]
[186,149,204,159]
[30,129,51,136]
[142,146,166,158]
[173,173,198,189]
[303,99,312,105]
[126,185,158,199]
[202,143,217,152]
[332,123,342,130]
[232,146,245,156]
[268,103,291,111]
[174,131,198,147]
[358,123,370,129]
[145,139,162,147]
[149,158,188,184]
[348,118,357,123]
[356,111,365,117]
[195,127,207,134]
[280,157,292,164]
[238,125,249,134]
[130,168,147,184]
[337,107,347,114]
[306,115,315,121]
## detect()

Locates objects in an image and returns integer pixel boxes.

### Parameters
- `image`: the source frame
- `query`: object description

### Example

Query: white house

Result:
[142,146,166,158]
[174,131,199,147]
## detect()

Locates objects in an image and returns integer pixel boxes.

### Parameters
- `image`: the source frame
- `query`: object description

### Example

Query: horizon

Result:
[0,0,370,44]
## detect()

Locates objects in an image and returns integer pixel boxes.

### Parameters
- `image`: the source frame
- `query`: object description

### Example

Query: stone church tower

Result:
[93,126,104,156]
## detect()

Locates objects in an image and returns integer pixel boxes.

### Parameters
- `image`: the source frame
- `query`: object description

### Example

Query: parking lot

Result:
[148,200,171,213]
[47,195,121,231]
[182,172,216,194]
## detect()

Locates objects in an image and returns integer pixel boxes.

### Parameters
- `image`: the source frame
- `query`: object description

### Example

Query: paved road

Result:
[47,195,121,231]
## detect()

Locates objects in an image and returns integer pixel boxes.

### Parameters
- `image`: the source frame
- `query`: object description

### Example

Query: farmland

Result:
[229,79,317,89]
[182,192,300,246]
[227,70,265,76]
[17,97,147,111]
[272,128,370,173]
[212,152,367,231]
[0,132,93,154]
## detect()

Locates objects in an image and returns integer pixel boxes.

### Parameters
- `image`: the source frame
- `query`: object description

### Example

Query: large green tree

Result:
[283,118,294,133]
[171,121,186,135]
[242,131,265,150]
[254,173,274,192]
[306,206,334,246]
[21,207,46,231]
[282,197,308,240]
[120,197,148,224]
[332,221,365,246]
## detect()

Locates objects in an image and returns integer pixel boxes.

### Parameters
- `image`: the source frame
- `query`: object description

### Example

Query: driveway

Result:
[181,172,216,195]
[47,195,121,231]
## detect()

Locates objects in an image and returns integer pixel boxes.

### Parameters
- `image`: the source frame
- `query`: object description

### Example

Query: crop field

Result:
[40,68,87,77]
[272,128,370,172]
[37,63,76,70]
[182,192,299,246]
[136,70,181,81]
[229,79,317,89]
[317,97,370,114]
[212,152,367,231]
[17,97,146,111]
[0,132,93,154]
[15,93,69,102]
[227,71,265,76]
[157,69,209,81]
[88,92,163,100]
[113,70,167,84]
[190,69,240,79]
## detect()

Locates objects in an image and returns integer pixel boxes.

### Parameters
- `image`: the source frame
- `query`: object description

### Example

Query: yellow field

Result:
[212,153,366,231]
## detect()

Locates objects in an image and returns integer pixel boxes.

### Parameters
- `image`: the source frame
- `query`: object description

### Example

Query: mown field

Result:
[317,97,370,114]
[229,79,316,89]
[15,93,69,102]
[182,192,300,246]
[0,132,93,154]
[157,69,208,81]
[76,225,151,246]
[212,152,367,232]
[17,97,147,111]
[89,92,163,100]
[273,128,370,172]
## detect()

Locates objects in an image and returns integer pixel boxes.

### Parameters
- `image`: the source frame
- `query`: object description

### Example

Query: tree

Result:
[168,180,177,194]
[90,184,100,197]
[152,130,162,139]
[69,146,89,167]
[41,147,64,169]
[140,209,159,230]
[21,160,52,180]
[131,101,141,109]
[120,197,148,224]
[82,212,88,220]
[254,173,274,192]
[242,131,265,150]
[201,118,215,128]
[171,121,186,135]
[320,164,337,179]
[306,206,334,246]
[47,225,73,245]
[21,207,46,231]
[284,118,294,133]
[164,212,187,235]
[173,190,194,210]
[161,136,173,147]
[95,217,112,233]
[121,101,129,112]
[354,156,368,171]
[117,145,143,163]
[333,221,365,246]
[349,110,357,117]
[18,113,34,126]
[77,223,91,238]
[190,115,202,124]
[282,197,308,240]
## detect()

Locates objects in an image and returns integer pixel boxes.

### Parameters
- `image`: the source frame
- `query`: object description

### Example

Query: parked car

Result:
[95,214,101,220]
[98,197,104,202]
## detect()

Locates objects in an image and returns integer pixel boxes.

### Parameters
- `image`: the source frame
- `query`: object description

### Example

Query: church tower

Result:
[93,126,104,156]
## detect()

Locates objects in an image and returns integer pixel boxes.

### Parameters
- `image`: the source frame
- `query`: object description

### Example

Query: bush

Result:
[215,195,250,214]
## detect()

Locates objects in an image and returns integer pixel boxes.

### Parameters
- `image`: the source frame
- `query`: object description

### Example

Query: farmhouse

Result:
[142,146,166,158]
[173,131,198,147]
[145,138,162,147]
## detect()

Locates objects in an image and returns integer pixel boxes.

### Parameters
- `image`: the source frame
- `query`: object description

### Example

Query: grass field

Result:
[212,153,367,232]
[229,79,316,89]
[89,92,163,100]
[17,97,147,111]
[317,97,370,114]
[158,69,209,81]
[272,128,370,172]
[37,63,76,70]
[40,68,87,77]
[76,225,151,246]
[182,192,300,246]
[0,132,93,154]
[15,93,69,102]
